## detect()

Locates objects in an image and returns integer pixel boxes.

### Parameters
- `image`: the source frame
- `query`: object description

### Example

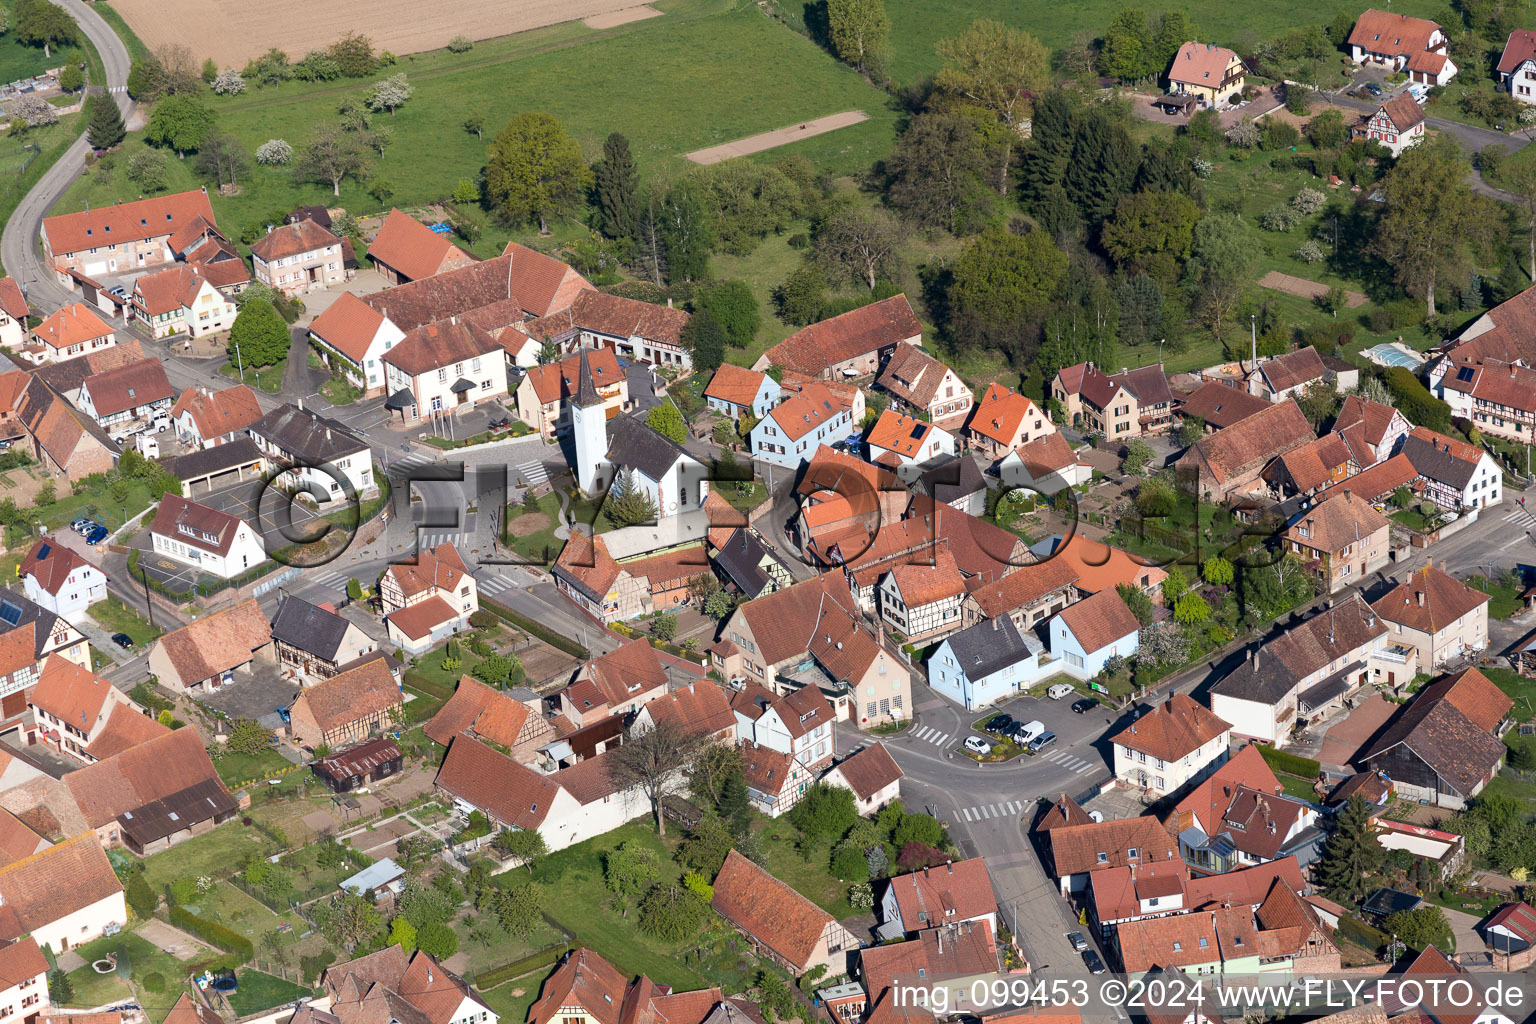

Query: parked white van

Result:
[1013,719,1046,744]
[1047,683,1075,700]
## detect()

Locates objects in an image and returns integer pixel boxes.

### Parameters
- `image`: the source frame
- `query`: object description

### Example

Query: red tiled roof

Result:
[0,279,27,322]
[1044,814,1179,877]
[1180,400,1314,485]
[170,385,262,441]
[425,676,531,748]
[875,345,958,411]
[249,218,340,262]
[1285,490,1391,554]
[1259,348,1326,394]
[866,410,943,458]
[887,858,996,928]
[82,704,171,761]
[1376,94,1426,133]
[1168,41,1241,86]
[82,358,173,416]
[711,850,835,968]
[734,573,859,668]
[1370,564,1490,635]
[0,835,123,938]
[29,659,118,733]
[704,363,771,408]
[966,383,1042,446]
[152,599,271,684]
[1184,855,1305,910]
[43,189,215,256]
[0,810,45,868]
[20,537,100,597]
[387,595,459,641]
[1348,9,1444,56]
[525,289,690,348]
[292,658,402,734]
[64,728,227,829]
[33,303,112,351]
[1500,28,1536,72]
[523,347,624,405]
[1173,743,1282,833]
[768,382,849,442]
[1055,588,1140,655]
[761,295,922,376]
[887,551,964,606]
[308,291,388,364]
[435,734,558,829]
[385,543,469,600]
[827,742,902,800]
[1320,452,1420,503]
[383,317,502,378]
[1179,381,1272,431]
[554,533,625,603]
[1111,694,1229,762]
[367,209,474,282]
[499,241,596,318]
[579,640,668,708]
[643,681,734,739]
[1011,431,1080,477]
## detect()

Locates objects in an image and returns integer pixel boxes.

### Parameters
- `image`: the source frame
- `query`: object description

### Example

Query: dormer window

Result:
[1128,847,1139,859]
[1096,852,1108,864]
[1173,941,1182,952]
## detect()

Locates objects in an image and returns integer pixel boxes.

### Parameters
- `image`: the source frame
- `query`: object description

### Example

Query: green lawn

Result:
[226,970,312,1015]
[213,745,293,787]
[0,0,86,84]
[26,470,157,536]
[503,492,564,564]
[1480,666,1536,723]
[53,0,899,249]
[875,0,1443,85]
[1276,771,1320,802]
[751,824,857,919]
[221,358,287,394]
[480,974,546,1024]
[1391,507,1436,532]
[66,930,213,1022]
[89,597,164,646]
[141,821,281,890]
[1464,575,1522,620]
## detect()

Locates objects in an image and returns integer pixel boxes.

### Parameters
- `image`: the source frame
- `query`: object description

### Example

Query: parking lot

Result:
[199,476,329,552]
[913,684,1126,769]
[137,549,225,595]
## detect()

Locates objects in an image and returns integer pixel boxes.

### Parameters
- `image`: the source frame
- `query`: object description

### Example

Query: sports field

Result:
[110,0,666,66]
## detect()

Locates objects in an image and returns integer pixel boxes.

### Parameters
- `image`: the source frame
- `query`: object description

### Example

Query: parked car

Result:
[1067,932,1089,952]
[85,526,109,545]
[277,706,291,723]
[1363,82,1384,97]
[110,633,133,650]
[984,713,1014,734]
[963,735,991,755]
[1083,949,1106,974]
[1047,682,1075,700]
[1028,730,1057,754]
[71,519,95,535]
[1011,719,1046,745]
[1071,697,1100,714]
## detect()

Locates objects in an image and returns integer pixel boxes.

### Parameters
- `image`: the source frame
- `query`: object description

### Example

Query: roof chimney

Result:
[1417,590,1424,607]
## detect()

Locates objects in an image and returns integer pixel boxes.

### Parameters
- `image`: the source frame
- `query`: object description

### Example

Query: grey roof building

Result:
[249,404,369,465]
[269,594,381,682]
[944,615,1043,681]
[713,528,793,600]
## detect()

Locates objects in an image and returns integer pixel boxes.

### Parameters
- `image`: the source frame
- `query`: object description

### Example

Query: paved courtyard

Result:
[197,658,300,727]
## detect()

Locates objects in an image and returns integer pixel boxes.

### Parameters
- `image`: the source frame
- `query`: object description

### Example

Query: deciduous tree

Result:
[227,297,290,369]
[1100,190,1201,285]
[366,73,411,114]
[826,0,889,76]
[950,226,1068,362]
[609,717,704,836]
[297,124,368,196]
[14,0,75,58]
[680,308,727,372]
[883,108,992,234]
[696,279,760,350]
[659,181,711,283]
[1098,7,1153,82]
[815,206,902,290]
[144,95,216,157]
[935,19,1048,188]
[195,132,249,189]
[485,112,591,234]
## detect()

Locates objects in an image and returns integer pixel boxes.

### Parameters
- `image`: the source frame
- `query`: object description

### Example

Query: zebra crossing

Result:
[416,530,463,551]
[514,460,548,487]
[389,450,438,475]
[308,570,350,591]
[478,575,517,596]
[1043,749,1098,774]
[910,724,954,748]
[958,801,1026,823]
[1502,503,1536,529]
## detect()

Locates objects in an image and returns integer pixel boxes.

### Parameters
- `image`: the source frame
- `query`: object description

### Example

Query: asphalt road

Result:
[0,0,133,300]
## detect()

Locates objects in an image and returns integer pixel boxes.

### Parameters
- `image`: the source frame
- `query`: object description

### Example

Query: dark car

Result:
[1071,697,1099,714]
[1364,82,1384,97]
[1083,949,1106,974]
[984,713,1014,734]
[85,526,109,545]
[110,633,133,650]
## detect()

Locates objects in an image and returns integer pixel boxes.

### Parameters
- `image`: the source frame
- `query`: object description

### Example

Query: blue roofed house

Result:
[928,616,1045,711]
[1050,588,1141,680]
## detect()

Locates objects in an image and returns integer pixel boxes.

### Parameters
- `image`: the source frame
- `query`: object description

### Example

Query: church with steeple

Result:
[570,350,710,520]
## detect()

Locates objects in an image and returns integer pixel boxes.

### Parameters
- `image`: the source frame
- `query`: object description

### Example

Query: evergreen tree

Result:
[86,95,126,150]
[605,471,658,527]
[719,772,751,836]
[1018,89,1075,210]
[680,309,727,372]
[1063,108,1138,225]
[594,132,639,241]
[1115,273,1165,348]
[1317,794,1384,902]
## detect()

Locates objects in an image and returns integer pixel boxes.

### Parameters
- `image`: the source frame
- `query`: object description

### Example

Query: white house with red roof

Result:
[169,385,263,449]
[964,383,1055,460]
[149,495,266,579]
[306,291,407,396]
[1483,901,1536,951]
[27,658,163,764]
[0,280,28,350]
[1109,694,1231,798]
[1348,9,1457,84]
[41,189,218,284]
[129,265,236,339]
[740,686,835,772]
[1050,588,1141,679]
[249,219,346,295]
[1166,42,1246,107]
[704,363,780,420]
[749,381,856,470]
[1499,29,1536,102]
[998,432,1092,496]
[877,551,965,643]
[874,345,971,425]
[25,303,115,366]
[19,539,106,621]
[864,409,955,476]
[879,858,997,936]
[381,542,478,656]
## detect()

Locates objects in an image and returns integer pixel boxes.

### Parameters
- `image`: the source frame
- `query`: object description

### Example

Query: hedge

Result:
[1256,743,1320,780]
[169,906,255,959]
[475,943,567,989]
[481,596,589,659]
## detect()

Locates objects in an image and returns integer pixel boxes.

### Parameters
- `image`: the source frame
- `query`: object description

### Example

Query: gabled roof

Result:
[1111,695,1229,762]
[1010,431,1081,477]
[382,317,503,378]
[436,734,560,829]
[1217,787,1313,860]
[1045,815,1179,877]
[766,685,834,740]
[875,345,958,410]
[1036,533,1167,596]
[767,382,850,442]
[1348,9,1444,55]
[579,640,669,708]
[0,279,28,322]
[1055,588,1140,655]
[1180,401,1315,485]
[1259,348,1326,394]
[383,542,469,599]
[386,595,460,641]
[170,385,263,440]
[704,363,772,408]
[1113,364,1174,408]
[308,291,390,364]
[249,218,341,262]
[733,573,859,667]
[867,410,946,459]
[499,241,597,318]
[1401,425,1488,489]
[886,550,964,607]
[886,858,996,929]
[1370,564,1490,635]
[1333,395,1405,449]
[424,676,532,748]
[1184,855,1305,910]
[81,358,174,416]
[1167,41,1242,86]
[33,303,113,351]
[270,595,355,661]
[529,948,629,1024]
[63,727,229,828]
[1375,94,1427,133]
[966,383,1042,446]
[523,347,624,405]
[607,422,697,482]
[964,554,1080,618]
[0,833,122,940]
[82,704,171,762]
[711,849,836,968]
[367,209,475,282]
[1359,668,1512,795]
[20,537,101,596]
[1179,381,1271,432]
[1320,452,1420,503]
[642,681,734,739]
[1211,595,1385,706]
[554,532,625,603]
[827,743,902,800]
[0,809,46,867]
[29,658,119,733]
[1485,901,1536,942]
[149,494,251,556]
[1037,792,1094,831]
[939,616,1042,681]
[43,189,215,255]
[1173,743,1282,833]
[761,295,922,376]
[132,265,214,316]
[152,599,272,683]
[1500,28,1536,72]
[525,289,689,348]
[1285,490,1391,553]
[1271,432,1363,493]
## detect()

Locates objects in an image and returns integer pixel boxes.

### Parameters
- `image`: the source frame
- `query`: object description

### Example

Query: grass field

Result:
[141,820,280,890]
[0,0,86,85]
[89,597,164,645]
[213,745,293,786]
[226,970,311,1015]
[55,0,899,246]
[875,0,1445,85]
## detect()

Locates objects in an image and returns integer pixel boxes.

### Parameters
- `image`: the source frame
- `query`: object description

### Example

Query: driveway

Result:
[1443,905,1487,955]
[197,658,300,726]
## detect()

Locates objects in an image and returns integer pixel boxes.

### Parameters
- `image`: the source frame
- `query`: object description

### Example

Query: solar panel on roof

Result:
[0,601,22,626]
[909,424,925,439]
[1457,366,1476,382]
[36,543,48,560]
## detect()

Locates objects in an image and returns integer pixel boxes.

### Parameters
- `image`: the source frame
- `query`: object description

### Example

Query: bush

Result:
[1260,205,1302,231]
[169,906,255,958]
[447,34,474,53]
[255,138,292,165]
[1383,366,1452,431]
[1291,188,1327,215]
[1294,240,1326,263]
[1256,743,1320,779]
